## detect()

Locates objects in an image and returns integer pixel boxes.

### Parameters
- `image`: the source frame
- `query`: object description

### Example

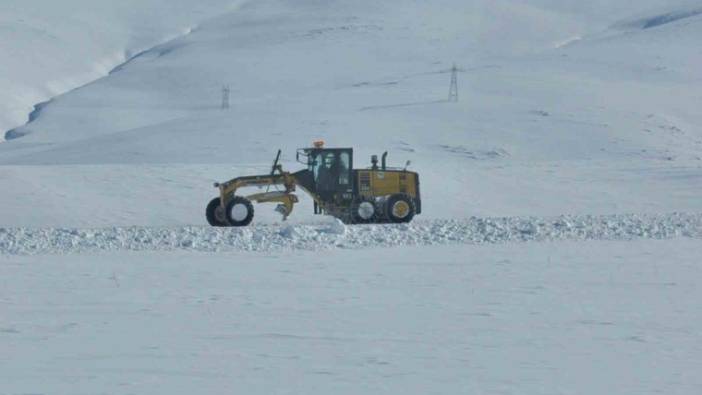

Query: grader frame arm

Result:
[214,169,301,220]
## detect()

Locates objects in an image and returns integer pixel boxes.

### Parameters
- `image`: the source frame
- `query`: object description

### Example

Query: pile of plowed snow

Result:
[2,213,700,255]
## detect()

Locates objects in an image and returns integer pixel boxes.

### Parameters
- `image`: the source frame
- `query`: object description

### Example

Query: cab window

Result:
[310,152,322,182]
[338,152,350,185]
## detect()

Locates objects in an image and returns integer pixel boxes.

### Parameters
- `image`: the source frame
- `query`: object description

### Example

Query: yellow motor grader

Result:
[206,142,421,226]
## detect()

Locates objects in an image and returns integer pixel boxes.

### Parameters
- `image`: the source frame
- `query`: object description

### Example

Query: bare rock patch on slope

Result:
[613,7,702,31]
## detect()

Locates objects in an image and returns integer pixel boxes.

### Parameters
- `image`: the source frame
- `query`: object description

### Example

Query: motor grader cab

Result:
[206,142,421,226]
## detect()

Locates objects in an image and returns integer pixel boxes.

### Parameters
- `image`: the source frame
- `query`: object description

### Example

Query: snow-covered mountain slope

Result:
[4,0,701,155]
[0,0,245,140]
[0,0,701,227]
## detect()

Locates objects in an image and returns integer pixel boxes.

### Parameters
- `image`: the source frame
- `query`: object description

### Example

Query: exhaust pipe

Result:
[381,152,388,170]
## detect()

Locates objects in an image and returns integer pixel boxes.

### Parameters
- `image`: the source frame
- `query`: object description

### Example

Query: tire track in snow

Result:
[1,213,701,256]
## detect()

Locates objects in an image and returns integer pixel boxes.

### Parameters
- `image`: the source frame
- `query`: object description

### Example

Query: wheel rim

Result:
[230,203,249,222]
[392,201,410,218]
[357,201,375,220]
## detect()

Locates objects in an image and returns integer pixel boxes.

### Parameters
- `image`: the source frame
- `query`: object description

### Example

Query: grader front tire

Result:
[206,197,228,227]
[225,196,255,227]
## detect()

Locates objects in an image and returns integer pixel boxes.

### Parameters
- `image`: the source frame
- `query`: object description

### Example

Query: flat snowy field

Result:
[1,0,702,393]
[2,239,701,394]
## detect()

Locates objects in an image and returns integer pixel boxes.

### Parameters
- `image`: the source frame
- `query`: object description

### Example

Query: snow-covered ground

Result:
[1,0,701,393]
[2,240,701,394]
[0,160,701,228]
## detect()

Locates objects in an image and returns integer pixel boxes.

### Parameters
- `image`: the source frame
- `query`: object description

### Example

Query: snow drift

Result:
[2,213,700,255]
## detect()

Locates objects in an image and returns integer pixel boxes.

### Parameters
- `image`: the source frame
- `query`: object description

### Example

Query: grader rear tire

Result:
[351,198,378,224]
[385,193,416,223]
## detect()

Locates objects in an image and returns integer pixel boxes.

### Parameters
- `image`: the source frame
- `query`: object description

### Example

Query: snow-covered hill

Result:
[1,0,701,227]
[4,0,702,154]
[0,0,245,140]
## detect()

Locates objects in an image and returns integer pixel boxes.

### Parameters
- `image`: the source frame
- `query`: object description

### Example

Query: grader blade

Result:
[246,191,299,221]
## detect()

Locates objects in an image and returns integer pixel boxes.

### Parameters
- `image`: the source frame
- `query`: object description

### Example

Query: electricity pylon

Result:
[221,85,231,109]
[448,64,459,102]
